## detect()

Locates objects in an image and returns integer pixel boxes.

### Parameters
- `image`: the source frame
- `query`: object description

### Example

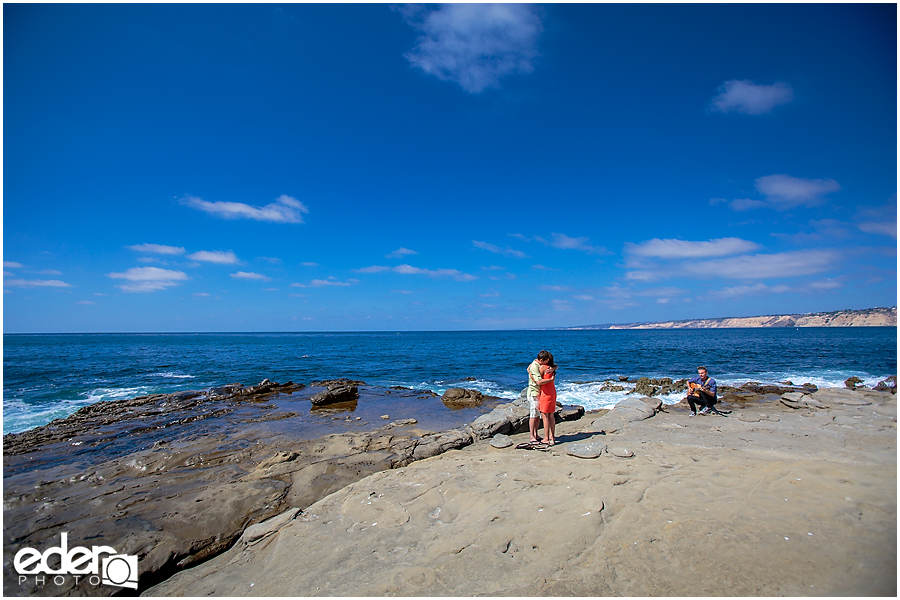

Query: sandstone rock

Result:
[812,388,872,405]
[566,442,607,458]
[845,376,864,390]
[618,375,630,382]
[609,447,634,458]
[591,397,658,433]
[411,429,472,461]
[874,376,897,393]
[639,397,663,412]
[469,404,529,439]
[557,405,586,422]
[490,434,513,448]
[630,377,659,397]
[591,415,629,433]
[612,397,658,421]
[442,387,484,406]
[780,392,820,410]
[239,507,302,546]
[310,384,359,406]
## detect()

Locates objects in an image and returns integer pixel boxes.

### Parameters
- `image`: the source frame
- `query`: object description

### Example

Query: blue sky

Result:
[3,3,897,332]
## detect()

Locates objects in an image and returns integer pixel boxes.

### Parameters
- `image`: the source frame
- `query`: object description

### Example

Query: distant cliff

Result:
[565,307,897,330]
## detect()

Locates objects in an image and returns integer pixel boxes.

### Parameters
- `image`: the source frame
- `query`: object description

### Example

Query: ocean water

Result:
[3,328,896,434]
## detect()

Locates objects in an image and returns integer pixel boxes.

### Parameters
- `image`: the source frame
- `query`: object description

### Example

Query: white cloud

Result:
[755,174,841,210]
[188,250,239,264]
[728,198,768,212]
[857,202,897,238]
[551,299,572,311]
[473,240,528,258]
[710,283,791,299]
[808,278,842,290]
[5,278,72,288]
[392,289,414,294]
[711,80,793,114]
[394,264,476,281]
[532,264,557,271]
[355,265,391,274]
[400,4,542,93]
[625,250,838,282]
[309,278,359,287]
[182,194,308,223]
[540,285,571,292]
[480,291,501,297]
[857,221,896,238]
[356,264,476,281]
[107,267,189,293]
[482,265,506,271]
[540,233,608,255]
[625,237,761,259]
[194,292,211,297]
[4,261,23,268]
[127,243,185,255]
[230,271,271,281]
[685,250,837,280]
[515,232,607,255]
[573,295,594,301]
[387,248,418,259]
[300,262,319,267]
[77,300,96,305]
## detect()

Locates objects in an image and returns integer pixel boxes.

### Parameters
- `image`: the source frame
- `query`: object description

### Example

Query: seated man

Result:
[686,366,717,416]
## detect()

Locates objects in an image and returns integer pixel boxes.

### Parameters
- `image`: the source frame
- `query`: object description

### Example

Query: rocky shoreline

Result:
[3,377,580,596]
[3,375,895,596]
[149,384,897,597]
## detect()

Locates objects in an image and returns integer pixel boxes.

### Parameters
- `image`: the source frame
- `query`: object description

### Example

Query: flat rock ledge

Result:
[566,441,607,459]
[590,396,663,433]
[2,381,584,597]
[146,386,896,597]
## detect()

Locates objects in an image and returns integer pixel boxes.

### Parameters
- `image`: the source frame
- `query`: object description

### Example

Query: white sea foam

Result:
[153,372,195,379]
[4,397,98,434]
[85,386,154,402]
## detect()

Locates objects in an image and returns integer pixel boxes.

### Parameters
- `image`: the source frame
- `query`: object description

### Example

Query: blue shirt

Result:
[689,375,717,396]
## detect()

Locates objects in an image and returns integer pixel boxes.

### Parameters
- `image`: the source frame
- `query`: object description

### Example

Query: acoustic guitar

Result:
[687,381,706,395]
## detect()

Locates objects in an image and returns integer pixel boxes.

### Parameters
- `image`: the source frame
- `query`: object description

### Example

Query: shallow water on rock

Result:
[3,385,506,477]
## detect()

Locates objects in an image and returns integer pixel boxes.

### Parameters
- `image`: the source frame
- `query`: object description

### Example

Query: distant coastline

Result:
[558,306,897,330]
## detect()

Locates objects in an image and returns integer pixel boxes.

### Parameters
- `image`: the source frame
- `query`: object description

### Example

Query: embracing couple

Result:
[526,350,558,446]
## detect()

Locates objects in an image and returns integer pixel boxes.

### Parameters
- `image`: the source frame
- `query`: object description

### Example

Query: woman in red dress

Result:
[538,353,557,445]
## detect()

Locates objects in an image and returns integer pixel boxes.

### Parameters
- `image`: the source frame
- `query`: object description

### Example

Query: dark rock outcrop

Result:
[845,376,864,389]
[310,384,360,406]
[874,376,898,393]
[441,387,484,407]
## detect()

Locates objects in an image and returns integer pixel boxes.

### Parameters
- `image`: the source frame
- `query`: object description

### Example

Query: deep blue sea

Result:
[3,328,897,434]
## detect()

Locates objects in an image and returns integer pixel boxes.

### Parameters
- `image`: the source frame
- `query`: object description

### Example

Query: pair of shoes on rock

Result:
[689,411,697,417]
[699,407,710,415]
[516,441,549,450]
